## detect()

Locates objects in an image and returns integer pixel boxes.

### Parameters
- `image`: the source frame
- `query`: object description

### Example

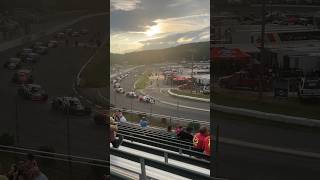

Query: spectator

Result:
[0,163,8,180]
[167,125,176,137]
[177,127,193,143]
[203,135,211,156]
[115,110,127,123]
[139,116,149,128]
[109,117,123,148]
[175,125,183,136]
[6,164,17,180]
[193,126,209,152]
[24,153,40,180]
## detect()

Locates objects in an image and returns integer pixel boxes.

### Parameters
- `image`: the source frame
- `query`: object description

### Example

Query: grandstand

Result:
[109,108,223,180]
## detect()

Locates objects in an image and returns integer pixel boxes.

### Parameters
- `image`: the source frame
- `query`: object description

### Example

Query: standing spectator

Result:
[177,127,193,143]
[24,153,40,180]
[203,135,211,156]
[139,116,149,128]
[0,163,8,180]
[193,126,209,152]
[109,117,123,148]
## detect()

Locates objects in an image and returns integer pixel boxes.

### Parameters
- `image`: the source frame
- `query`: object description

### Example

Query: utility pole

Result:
[259,0,267,100]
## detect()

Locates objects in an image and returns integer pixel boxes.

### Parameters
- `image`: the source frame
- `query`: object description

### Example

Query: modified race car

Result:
[11,69,34,84]
[18,84,48,101]
[115,87,125,94]
[126,91,137,98]
[51,97,91,115]
[138,95,155,104]
[3,58,21,70]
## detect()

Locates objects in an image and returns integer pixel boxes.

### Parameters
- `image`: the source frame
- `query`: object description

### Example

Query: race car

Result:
[64,28,73,35]
[114,83,120,88]
[71,31,80,37]
[34,46,48,55]
[126,91,137,98]
[51,97,91,115]
[138,95,155,104]
[54,32,65,39]
[17,84,48,101]
[16,48,33,58]
[115,87,125,94]
[111,79,117,84]
[11,69,34,84]
[80,29,89,35]
[3,58,21,70]
[47,40,58,48]
[22,53,40,63]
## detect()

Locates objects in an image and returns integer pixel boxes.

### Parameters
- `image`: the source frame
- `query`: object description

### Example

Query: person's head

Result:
[199,126,208,135]
[167,125,172,132]
[186,126,193,133]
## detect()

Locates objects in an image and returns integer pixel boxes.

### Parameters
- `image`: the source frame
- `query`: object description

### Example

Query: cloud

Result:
[111,0,141,11]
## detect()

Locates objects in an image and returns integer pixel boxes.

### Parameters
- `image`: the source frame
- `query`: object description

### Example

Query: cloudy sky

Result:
[110,0,209,54]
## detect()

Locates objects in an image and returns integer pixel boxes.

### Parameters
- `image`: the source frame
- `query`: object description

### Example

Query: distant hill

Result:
[111,41,210,65]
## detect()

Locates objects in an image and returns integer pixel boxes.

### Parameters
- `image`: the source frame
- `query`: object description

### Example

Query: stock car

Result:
[114,83,120,88]
[80,29,89,35]
[34,46,48,55]
[51,97,92,115]
[17,84,48,101]
[22,53,40,63]
[115,87,125,94]
[138,95,155,104]
[3,58,21,70]
[71,31,80,37]
[47,40,58,48]
[11,69,34,84]
[16,48,33,58]
[30,42,44,49]
[54,32,65,39]
[126,91,137,98]
[112,79,117,84]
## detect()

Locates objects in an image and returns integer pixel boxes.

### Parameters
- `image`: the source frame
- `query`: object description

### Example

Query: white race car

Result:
[138,95,155,104]
[115,87,125,94]
[126,91,137,98]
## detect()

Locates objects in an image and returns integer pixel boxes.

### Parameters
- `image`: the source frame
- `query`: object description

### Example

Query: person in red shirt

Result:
[203,135,211,156]
[193,126,208,152]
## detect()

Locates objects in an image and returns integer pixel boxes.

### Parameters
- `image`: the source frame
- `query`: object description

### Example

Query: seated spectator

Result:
[167,125,176,137]
[193,126,209,152]
[117,111,127,123]
[0,163,8,180]
[109,117,123,148]
[139,116,148,128]
[177,127,193,143]
[203,135,211,156]
[24,153,40,180]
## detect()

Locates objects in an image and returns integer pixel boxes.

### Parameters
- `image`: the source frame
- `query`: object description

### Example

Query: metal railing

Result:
[110,148,225,180]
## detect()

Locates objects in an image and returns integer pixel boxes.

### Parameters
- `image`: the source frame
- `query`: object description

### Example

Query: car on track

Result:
[126,91,137,98]
[112,79,117,84]
[34,46,48,55]
[18,84,48,101]
[51,97,91,115]
[114,83,120,88]
[138,95,155,104]
[22,53,40,63]
[54,32,65,39]
[80,29,89,35]
[64,28,73,35]
[16,48,33,58]
[115,87,125,94]
[3,58,21,70]
[71,31,80,37]
[11,69,34,84]
[47,40,58,48]
[30,42,45,49]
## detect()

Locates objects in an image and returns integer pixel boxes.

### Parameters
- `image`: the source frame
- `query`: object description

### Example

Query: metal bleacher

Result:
[110,122,225,180]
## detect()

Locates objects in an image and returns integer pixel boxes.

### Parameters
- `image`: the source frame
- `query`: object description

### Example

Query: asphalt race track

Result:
[0,14,107,160]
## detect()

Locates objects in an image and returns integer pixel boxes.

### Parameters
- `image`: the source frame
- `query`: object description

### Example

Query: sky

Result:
[110,0,210,54]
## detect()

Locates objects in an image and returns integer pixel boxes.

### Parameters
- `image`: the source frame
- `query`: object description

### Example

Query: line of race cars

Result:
[112,71,156,104]
[3,26,95,116]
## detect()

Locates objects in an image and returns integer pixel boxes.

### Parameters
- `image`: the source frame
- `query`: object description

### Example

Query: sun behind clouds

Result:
[145,24,161,37]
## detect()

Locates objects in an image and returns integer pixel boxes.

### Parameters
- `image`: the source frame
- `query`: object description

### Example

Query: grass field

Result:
[80,45,107,88]
[135,71,150,90]
[171,89,210,99]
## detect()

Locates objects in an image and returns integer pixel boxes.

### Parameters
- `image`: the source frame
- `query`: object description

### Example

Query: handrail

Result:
[121,140,210,169]
[110,148,223,180]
